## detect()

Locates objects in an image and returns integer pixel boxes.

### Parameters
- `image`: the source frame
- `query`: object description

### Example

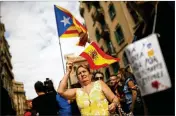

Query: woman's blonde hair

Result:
[76,64,90,76]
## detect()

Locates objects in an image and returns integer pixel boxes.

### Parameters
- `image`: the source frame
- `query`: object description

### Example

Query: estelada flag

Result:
[54,5,88,46]
[80,42,120,69]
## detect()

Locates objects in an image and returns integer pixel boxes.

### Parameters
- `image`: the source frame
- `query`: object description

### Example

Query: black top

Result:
[117,84,125,97]
[32,92,58,115]
[71,100,81,116]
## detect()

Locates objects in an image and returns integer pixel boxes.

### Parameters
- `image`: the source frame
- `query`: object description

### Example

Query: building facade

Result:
[0,22,16,111]
[13,81,27,116]
[0,22,27,116]
[79,1,140,81]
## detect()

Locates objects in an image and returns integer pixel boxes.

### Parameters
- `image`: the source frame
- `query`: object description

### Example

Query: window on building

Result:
[106,41,116,56]
[108,3,116,20]
[95,10,106,28]
[95,28,101,42]
[114,24,124,45]
[109,42,116,55]
[126,2,139,24]
[105,68,110,80]
[100,19,106,29]
[130,10,139,24]
[106,42,111,51]
[105,39,111,55]
[111,62,120,74]
[123,52,129,67]
[92,1,100,9]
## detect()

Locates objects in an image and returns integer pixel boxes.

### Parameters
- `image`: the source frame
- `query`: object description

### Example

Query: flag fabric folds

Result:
[76,32,89,46]
[54,5,87,41]
[80,42,120,69]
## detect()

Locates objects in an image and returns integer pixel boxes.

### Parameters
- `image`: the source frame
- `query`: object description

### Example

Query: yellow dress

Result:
[76,81,109,116]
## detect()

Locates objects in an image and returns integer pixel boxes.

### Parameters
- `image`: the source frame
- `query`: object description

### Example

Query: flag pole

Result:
[58,35,72,88]
[54,5,65,74]
[58,37,66,74]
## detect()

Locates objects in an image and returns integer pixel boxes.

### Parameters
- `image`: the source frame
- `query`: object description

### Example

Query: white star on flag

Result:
[60,16,71,26]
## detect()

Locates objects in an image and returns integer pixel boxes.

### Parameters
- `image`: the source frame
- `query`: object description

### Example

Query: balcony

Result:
[2,62,14,79]
[3,36,12,57]
[101,24,110,40]
[2,50,13,69]
[106,42,116,57]
[93,8,104,23]
[105,49,116,57]
[109,42,116,57]
[13,87,25,93]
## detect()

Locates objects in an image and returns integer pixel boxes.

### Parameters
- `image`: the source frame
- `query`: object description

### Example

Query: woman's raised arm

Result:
[57,62,76,100]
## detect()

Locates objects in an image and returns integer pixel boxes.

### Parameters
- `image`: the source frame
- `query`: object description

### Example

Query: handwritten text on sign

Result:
[125,34,171,96]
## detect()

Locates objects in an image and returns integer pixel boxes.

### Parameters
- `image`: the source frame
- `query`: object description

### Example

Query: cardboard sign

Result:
[125,34,171,96]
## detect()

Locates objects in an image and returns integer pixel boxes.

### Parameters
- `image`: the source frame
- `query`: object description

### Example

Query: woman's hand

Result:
[108,102,116,113]
[66,61,73,73]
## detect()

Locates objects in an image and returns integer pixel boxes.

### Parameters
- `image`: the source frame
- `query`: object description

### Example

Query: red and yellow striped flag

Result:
[54,5,87,40]
[80,42,120,69]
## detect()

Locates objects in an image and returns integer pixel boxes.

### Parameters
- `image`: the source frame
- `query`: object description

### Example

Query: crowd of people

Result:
[92,68,145,116]
[24,78,72,116]
[25,62,146,116]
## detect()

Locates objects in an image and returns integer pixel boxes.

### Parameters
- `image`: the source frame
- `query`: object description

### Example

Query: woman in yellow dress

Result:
[58,62,122,115]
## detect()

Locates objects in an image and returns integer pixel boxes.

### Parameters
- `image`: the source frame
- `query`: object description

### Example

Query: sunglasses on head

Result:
[95,76,103,80]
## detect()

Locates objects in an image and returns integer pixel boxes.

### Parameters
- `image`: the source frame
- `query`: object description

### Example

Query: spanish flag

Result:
[54,5,88,46]
[80,42,120,69]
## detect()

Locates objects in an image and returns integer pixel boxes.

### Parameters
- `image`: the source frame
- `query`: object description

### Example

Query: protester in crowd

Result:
[32,81,58,115]
[24,100,37,116]
[56,94,71,116]
[109,75,126,115]
[118,68,145,115]
[116,73,125,101]
[109,75,119,94]
[24,100,32,116]
[58,62,122,115]
[93,71,104,81]
[44,79,71,116]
